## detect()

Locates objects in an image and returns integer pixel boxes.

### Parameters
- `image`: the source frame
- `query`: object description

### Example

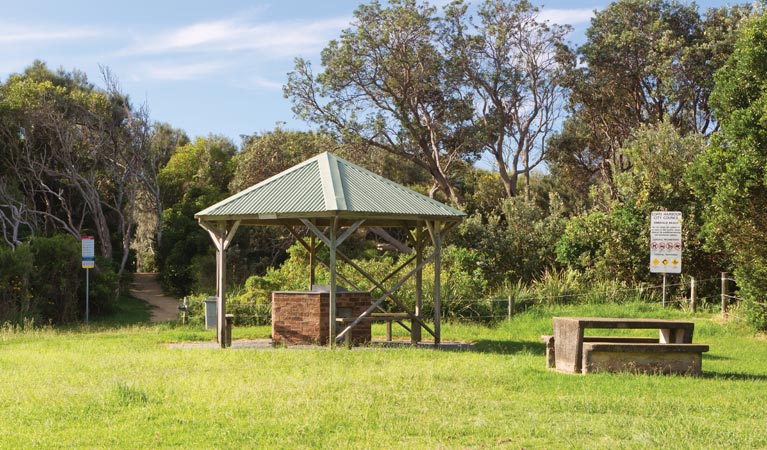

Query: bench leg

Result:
[542,336,555,368]
[386,321,392,342]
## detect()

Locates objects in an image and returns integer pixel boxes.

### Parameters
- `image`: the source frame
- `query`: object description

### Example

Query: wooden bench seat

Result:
[541,335,661,368]
[336,313,411,347]
[582,342,709,376]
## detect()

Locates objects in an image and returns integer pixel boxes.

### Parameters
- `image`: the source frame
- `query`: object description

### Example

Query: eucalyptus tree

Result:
[0,61,151,276]
[131,122,189,270]
[553,0,755,199]
[231,129,340,193]
[443,0,570,200]
[285,0,481,206]
[689,10,767,328]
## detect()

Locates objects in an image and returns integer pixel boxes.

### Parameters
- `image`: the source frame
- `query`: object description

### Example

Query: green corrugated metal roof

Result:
[195,152,465,222]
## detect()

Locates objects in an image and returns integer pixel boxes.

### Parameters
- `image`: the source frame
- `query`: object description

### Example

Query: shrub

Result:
[0,235,120,326]
[0,245,34,325]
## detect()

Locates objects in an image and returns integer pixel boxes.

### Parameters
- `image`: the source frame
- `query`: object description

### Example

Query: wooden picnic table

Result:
[552,317,696,374]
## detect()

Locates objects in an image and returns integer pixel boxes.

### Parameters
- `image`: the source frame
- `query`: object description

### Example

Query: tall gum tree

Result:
[0,62,152,277]
[689,10,767,328]
[285,0,481,206]
[443,0,570,200]
[553,0,755,200]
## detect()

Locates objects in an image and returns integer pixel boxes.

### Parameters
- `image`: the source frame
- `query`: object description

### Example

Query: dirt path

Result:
[130,273,179,322]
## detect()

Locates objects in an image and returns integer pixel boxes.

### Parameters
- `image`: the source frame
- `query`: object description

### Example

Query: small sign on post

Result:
[82,236,95,268]
[650,211,682,274]
[82,236,95,324]
[650,211,682,308]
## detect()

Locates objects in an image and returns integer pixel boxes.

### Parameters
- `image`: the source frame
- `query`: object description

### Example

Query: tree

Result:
[158,135,236,208]
[689,10,767,328]
[555,124,715,284]
[131,123,189,271]
[0,62,170,279]
[0,180,35,251]
[444,0,570,200]
[285,0,481,206]
[554,0,754,198]
[615,123,719,280]
[0,62,153,277]
[156,135,236,295]
[231,129,340,192]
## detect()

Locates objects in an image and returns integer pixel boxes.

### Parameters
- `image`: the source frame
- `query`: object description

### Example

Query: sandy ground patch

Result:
[130,273,179,322]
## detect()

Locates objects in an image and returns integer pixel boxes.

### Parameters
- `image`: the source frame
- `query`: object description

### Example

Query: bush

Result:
[556,204,647,283]
[504,268,660,310]
[0,235,119,326]
[0,245,34,325]
[453,195,566,288]
[29,235,81,324]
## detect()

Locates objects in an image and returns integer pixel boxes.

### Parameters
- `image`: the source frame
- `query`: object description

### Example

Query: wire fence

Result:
[184,273,747,325]
[436,273,744,322]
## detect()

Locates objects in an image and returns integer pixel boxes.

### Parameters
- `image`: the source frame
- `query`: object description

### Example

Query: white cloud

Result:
[538,8,597,26]
[248,77,284,91]
[140,61,228,81]
[123,16,351,58]
[0,23,103,44]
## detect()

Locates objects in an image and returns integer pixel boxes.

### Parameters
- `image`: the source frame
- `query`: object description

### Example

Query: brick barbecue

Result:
[272,288,372,345]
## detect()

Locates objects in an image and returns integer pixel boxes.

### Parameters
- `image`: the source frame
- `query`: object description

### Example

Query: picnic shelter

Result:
[195,152,465,348]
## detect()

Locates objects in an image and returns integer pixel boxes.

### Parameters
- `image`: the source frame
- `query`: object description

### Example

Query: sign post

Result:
[650,211,682,307]
[82,236,95,324]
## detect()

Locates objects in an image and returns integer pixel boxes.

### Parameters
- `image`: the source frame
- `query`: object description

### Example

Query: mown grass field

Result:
[1,301,765,449]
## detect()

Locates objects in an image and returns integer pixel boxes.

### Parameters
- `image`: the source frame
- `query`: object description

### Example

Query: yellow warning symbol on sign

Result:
[652,258,660,266]
[672,259,679,266]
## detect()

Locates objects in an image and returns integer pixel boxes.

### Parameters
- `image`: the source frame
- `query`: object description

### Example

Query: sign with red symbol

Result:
[650,211,682,274]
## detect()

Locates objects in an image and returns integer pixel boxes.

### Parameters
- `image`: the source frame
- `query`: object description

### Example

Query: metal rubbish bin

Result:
[204,297,217,329]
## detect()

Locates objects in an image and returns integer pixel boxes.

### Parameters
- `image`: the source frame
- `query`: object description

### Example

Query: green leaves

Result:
[691,11,767,329]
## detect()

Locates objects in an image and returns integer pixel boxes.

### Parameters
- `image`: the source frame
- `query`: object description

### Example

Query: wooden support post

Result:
[198,219,239,349]
[309,234,316,290]
[299,218,364,348]
[335,251,438,343]
[721,272,728,319]
[225,314,234,347]
[432,221,442,346]
[690,276,697,312]
[216,241,226,347]
[412,224,423,344]
[329,219,338,348]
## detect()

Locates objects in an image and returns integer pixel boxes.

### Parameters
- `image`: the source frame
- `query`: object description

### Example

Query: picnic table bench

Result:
[336,312,411,347]
[546,317,708,376]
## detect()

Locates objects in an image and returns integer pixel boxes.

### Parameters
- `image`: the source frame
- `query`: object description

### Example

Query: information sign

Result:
[650,211,682,273]
[82,236,95,269]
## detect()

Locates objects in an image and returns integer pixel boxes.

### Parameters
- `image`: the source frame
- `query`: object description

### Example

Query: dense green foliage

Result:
[2,0,767,329]
[690,12,767,328]
[0,235,117,325]
[155,136,236,296]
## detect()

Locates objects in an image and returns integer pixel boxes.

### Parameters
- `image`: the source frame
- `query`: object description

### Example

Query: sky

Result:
[0,0,733,147]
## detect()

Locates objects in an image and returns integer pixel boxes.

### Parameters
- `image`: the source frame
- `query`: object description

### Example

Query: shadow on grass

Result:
[702,371,767,382]
[473,339,546,355]
[90,294,153,328]
[703,354,733,361]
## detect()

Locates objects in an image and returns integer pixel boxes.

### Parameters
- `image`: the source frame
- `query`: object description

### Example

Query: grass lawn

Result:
[1,301,765,449]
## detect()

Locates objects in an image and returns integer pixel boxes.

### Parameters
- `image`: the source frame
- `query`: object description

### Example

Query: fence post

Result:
[689,277,696,312]
[721,272,728,319]
[508,295,514,319]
